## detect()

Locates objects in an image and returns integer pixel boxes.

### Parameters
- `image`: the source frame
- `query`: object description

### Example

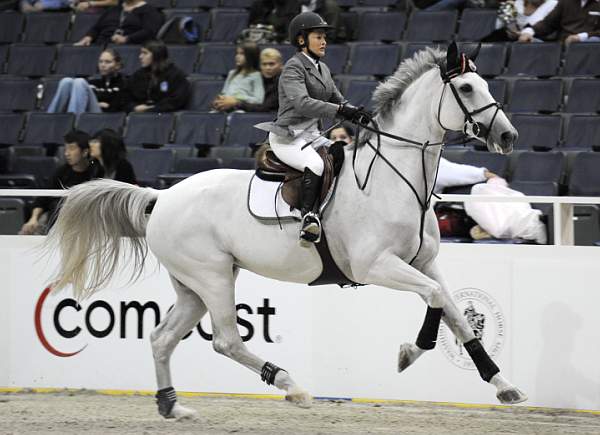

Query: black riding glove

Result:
[338,103,372,126]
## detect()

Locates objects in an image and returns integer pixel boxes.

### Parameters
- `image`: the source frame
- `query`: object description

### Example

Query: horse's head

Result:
[437,42,516,154]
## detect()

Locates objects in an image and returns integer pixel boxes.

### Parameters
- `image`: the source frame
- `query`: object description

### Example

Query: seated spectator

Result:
[126,40,190,113]
[75,0,164,46]
[48,48,128,115]
[327,124,354,144]
[518,0,600,44]
[20,0,69,12]
[19,130,103,235]
[213,47,282,112]
[89,128,137,184]
[483,0,558,41]
[250,0,301,41]
[212,43,265,112]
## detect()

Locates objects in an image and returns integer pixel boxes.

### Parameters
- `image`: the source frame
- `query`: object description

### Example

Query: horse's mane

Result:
[372,47,447,121]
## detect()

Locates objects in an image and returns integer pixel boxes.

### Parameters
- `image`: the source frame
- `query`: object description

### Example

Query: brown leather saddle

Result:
[254,142,343,211]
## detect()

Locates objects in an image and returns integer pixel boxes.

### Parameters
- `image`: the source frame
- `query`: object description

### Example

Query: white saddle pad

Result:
[247,175,301,222]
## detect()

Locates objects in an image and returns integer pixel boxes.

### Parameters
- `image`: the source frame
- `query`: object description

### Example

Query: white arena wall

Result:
[1,236,599,411]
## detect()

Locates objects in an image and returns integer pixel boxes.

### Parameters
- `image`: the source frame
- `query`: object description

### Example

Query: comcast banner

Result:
[1,236,599,411]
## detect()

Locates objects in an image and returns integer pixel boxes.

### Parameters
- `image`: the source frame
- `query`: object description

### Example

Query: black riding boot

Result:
[299,167,322,245]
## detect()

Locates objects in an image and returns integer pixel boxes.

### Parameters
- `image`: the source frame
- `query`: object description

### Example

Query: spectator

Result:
[19,130,103,235]
[327,124,354,144]
[126,40,190,113]
[518,0,600,43]
[47,48,128,114]
[250,0,301,41]
[72,0,118,13]
[213,47,282,112]
[75,0,164,46]
[212,43,265,112]
[89,128,137,184]
[20,0,69,12]
[483,0,558,41]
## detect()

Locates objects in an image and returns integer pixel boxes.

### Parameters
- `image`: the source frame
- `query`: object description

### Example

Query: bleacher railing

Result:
[2,189,600,246]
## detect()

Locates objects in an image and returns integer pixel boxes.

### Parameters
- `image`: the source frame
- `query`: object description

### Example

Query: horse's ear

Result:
[469,43,481,62]
[446,41,459,71]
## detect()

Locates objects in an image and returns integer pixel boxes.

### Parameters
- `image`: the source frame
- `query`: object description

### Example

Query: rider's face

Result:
[329,127,352,144]
[302,30,327,58]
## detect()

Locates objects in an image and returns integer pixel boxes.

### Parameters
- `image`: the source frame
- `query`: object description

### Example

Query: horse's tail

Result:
[44,179,159,301]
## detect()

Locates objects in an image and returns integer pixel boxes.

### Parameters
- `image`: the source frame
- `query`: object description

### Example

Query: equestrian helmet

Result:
[288,12,333,47]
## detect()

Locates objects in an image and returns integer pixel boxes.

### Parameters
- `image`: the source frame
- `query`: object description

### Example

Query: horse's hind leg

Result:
[189,264,312,408]
[150,275,208,419]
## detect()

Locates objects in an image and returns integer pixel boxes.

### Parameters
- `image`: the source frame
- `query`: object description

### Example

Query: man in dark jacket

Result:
[519,0,600,43]
[213,48,283,112]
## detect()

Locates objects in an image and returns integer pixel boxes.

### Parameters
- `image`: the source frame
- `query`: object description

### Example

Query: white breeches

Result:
[268,124,330,176]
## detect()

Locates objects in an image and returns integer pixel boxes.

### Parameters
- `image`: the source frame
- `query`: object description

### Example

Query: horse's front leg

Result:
[418,261,528,405]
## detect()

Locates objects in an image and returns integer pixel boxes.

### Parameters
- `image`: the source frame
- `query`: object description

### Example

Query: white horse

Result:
[44,44,527,419]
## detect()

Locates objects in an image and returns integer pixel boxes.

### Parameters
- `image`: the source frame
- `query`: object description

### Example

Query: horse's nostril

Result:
[501,131,516,145]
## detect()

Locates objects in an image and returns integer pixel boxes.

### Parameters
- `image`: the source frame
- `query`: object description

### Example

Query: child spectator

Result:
[19,130,103,235]
[47,48,128,114]
[89,128,137,184]
[212,43,265,111]
[75,0,164,46]
[126,40,190,113]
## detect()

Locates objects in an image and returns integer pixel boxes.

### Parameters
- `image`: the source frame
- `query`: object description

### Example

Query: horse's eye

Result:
[460,84,473,93]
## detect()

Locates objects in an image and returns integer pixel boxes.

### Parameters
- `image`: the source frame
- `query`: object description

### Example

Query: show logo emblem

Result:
[438,287,505,370]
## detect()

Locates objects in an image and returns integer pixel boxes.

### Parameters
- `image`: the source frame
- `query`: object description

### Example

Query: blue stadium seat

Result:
[69,12,100,43]
[76,112,127,135]
[225,157,256,169]
[166,45,199,74]
[7,44,55,77]
[345,79,378,111]
[359,0,398,5]
[486,79,507,104]
[23,12,70,43]
[563,115,600,150]
[356,12,405,42]
[461,150,509,178]
[505,43,561,77]
[457,9,498,42]
[0,12,24,44]
[460,43,506,77]
[348,43,400,75]
[196,43,236,76]
[162,10,210,40]
[337,0,357,5]
[173,112,226,146]
[401,42,447,61]
[124,113,175,147]
[562,42,600,77]
[173,0,218,7]
[0,147,15,174]
[207,9,249,42]
[23,113,75,146]
[511,151,565,183]
[222,112,273,147]
[221,0,254,7]
[405,11,457,42]
[322,44,349,75]
[146,0,171,8]
[0,79,37,112]
[12,155,59,186]
[510,114,562,150]
[188,79,224,111]
[106,44,141,75]
[0,113,24,146]
[208,145,251,165]
[509,79,562,114]
[565,79,600,113]
[128,148,175,187]
[173,157,221,173]
[55,45,103,77]
[0,44,8,71]
[569,152,600,196]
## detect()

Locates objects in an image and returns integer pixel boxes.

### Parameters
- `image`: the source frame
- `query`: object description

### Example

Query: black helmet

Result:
[288,12,333,47]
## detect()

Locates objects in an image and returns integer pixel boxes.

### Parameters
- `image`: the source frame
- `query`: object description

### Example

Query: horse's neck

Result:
[341,68,445,204]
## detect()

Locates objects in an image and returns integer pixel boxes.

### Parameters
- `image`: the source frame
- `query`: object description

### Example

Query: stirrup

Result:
[299,212,321,245]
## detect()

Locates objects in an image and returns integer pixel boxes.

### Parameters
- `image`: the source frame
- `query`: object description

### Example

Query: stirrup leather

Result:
[299,212,321,244]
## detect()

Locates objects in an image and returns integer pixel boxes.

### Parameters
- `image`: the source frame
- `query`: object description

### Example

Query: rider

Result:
[260,11,369,245]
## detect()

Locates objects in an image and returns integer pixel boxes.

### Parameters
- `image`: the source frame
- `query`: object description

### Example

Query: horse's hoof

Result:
[169,402,198,420]
[285,388,312,409]
[398,343,422,373]
[497,387,528,405]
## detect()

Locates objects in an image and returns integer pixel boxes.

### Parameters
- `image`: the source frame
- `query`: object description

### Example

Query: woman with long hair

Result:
[127,40,190,113]
[212,42,265,111]
[47,48,128,114]
[89,128,137,184]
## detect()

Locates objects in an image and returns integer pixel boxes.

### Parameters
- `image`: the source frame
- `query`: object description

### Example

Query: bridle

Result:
[345,55,504,265]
